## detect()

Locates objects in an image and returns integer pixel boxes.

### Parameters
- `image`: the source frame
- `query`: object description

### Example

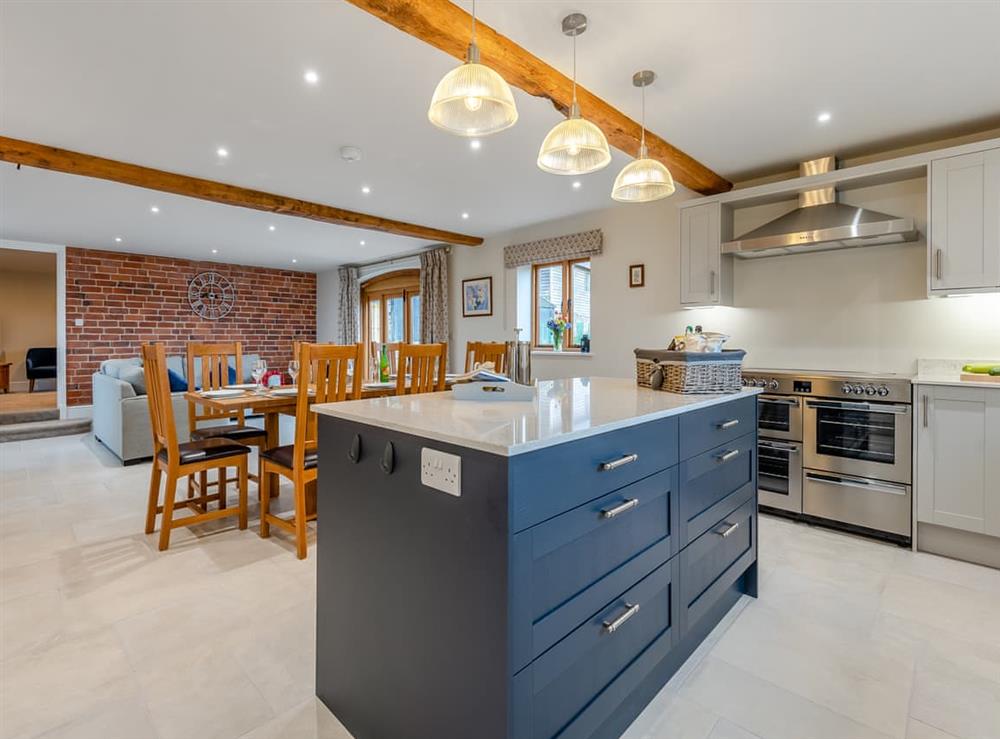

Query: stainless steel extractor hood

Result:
[721,156,919,258]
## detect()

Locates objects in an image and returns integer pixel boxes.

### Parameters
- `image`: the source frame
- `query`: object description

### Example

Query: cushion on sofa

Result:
[118,365,147,395]
[167,369,188,392]
[100,358,142,379]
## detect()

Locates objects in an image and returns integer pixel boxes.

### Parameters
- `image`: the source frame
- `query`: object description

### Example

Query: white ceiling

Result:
[2,1,998,271]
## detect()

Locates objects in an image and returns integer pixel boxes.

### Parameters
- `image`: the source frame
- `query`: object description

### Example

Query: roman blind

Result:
[503,229,603,269]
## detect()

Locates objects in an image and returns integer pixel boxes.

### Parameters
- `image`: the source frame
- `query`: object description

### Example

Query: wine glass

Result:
[251,358,268,393]
[288,360,300,387]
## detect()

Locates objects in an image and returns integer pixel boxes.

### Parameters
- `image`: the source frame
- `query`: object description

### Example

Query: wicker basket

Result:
[635,348,745,394]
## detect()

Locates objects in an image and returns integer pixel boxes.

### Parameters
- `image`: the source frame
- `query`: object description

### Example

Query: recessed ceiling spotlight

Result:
[150,206,160,213]
[461,212,470,219]
[114,236,122,243]
[212,248,218,254]
[361,185,371,194]
[268,224,276,232]
[216,147,229,158]
[340,145,363,162]
[469,139,482,150]
[304,69,319,85]
[572,180,582,189]
[817,111,832,123]
[360,240,366,246]
[292,258,298,264]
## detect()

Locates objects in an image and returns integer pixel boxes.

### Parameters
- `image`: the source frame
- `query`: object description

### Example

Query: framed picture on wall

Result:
[462,277,493,317]
[628,264,645,288]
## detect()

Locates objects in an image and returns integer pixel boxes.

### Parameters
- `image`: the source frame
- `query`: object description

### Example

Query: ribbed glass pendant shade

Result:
[428,57,519,137]
[537,107,612,175]
[612,154,676,202]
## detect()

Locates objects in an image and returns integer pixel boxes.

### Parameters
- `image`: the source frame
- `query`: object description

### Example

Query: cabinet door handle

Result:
[709,269,717,295]
[715,449,740,463]
[599,453,638,471]
[922,394,929,427]
[600,498,639,519]
[713,521,740,538]
[717,419,740,430]
[935,249,943,281]
[602,602,640,634]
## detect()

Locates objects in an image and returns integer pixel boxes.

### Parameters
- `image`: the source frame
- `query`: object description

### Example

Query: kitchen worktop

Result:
[313,376,762,456]
[912,358,1000,389]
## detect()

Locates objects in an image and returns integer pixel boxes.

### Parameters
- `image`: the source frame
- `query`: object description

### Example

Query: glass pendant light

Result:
[427,0,518,137]
[537,14,611,176]
[612,70,675,202]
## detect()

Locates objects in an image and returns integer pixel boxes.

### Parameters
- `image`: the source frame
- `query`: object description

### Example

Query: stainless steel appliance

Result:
[744,369,913,544]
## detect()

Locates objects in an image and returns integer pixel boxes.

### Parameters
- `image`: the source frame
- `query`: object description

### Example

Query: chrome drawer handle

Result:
[600,498,639,519]
[714,521,740,538]
[715,449,740,463]
[602,602,640,634]
[717,419,740,430]
[599,453,638,471]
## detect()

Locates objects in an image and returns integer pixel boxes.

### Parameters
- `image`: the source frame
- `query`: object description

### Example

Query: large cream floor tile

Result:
[27,695,160,739]
[881,573,1000,647]
[1,588,104,661]
[621,693,719,739]
[709,720,763,739]
[906,719,960,739]
[909,649,1000,739]
[236,698,351,739]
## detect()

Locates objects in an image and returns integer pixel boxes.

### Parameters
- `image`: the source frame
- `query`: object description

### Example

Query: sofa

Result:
[92,354,260,464]
[26,347,57,392]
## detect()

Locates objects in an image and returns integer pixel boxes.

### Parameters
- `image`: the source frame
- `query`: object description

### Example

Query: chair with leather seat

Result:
[142,342,250,551]
[25,347,57,392]
[259,342,362,559]
[186,342,267,503]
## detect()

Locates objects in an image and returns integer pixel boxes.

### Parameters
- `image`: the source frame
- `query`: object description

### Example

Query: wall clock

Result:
[187,271,236,320]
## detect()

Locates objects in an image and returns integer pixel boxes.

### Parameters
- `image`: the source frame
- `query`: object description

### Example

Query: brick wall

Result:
[65,247,316,406]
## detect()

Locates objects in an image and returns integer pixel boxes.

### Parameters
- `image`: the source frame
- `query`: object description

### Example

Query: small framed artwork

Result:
[628,264,645,288]
[462,276,493,317]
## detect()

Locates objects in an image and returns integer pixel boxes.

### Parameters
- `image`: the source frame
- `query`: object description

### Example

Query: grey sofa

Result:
[92,354,259,464]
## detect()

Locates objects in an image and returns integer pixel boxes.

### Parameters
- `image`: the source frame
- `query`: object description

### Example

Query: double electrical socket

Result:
[420,447,461,497]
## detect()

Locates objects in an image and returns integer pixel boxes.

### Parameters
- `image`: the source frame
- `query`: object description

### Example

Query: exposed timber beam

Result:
[0,136,484,246]
[346,0,732,196]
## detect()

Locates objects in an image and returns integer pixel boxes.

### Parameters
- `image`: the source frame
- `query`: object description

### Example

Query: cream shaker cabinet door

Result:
[680,202,722,306]
[929,148,1000,293]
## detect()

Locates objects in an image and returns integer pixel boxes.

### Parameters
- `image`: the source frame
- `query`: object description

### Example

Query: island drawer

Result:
[678,432,756,547]
[510,468,678,670]
[511,560,677,739]
[510,416,679,532]
[679,496,756,634]
[679,396,756,460]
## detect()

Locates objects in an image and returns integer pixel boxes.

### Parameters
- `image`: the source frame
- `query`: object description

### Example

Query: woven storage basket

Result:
[634,349,745,394]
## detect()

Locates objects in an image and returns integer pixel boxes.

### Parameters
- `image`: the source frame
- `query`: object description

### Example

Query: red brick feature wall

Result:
[66,248,316,406]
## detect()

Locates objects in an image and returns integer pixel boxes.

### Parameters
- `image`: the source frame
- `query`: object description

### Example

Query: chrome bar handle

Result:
[710,269,717,295]
[716,449,740,463]
[602,602,640,634]
[600,453,638,471]
[714,521,740,538]
[600,498,639,519]
[922,394,929,427]
[758,440,800,453]
[717,419,740,430]
[935,249,943,281]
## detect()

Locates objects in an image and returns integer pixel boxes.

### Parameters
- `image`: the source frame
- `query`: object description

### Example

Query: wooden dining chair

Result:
[396,343,447,395]
[369,341,402,379]
[142,343,250,551]
[260,342,363,559]
[186,342,267,501]
[464,341,507,374]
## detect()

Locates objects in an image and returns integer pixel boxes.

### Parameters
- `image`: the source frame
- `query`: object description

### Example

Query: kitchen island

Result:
[313,377,761,739]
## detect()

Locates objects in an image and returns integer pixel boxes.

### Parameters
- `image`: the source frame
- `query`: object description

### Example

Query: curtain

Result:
[337,265,360,344]
[503,228,603,269]
[419,248,449,348]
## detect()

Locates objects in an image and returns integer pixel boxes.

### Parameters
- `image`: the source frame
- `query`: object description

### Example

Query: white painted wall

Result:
[316,268,341,343]
[449,176,1000,380]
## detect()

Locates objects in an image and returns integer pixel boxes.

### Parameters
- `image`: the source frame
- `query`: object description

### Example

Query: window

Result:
[532,259,591,348]
[361,269,421,350]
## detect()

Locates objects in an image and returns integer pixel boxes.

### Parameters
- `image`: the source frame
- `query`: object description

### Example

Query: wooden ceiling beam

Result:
[347,0,732,196]
[0,136,484,246]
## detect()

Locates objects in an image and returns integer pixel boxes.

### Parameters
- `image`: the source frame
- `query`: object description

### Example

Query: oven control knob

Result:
[877,385,890,397]
[864,384,877,396]
[841,383,853,394]
[768,380,779,390]
[741,378,747,386]
[853,384,865,395]
[753,379,764,387]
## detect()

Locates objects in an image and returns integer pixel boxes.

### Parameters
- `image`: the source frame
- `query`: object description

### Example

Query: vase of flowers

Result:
[546,312,570,352]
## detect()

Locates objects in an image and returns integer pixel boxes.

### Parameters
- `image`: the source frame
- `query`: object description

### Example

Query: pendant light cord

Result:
[572,33,578,105]
[471,0,477,44]
[640,84,647,151]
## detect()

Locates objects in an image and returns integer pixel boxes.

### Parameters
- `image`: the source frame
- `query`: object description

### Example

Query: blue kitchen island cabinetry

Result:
[314,377,760,739]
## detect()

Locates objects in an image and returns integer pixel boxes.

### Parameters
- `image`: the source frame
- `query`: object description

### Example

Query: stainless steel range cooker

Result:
[743,369,913,545]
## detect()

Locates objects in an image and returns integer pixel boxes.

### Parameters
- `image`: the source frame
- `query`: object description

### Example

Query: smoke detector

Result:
[339,146,363,163]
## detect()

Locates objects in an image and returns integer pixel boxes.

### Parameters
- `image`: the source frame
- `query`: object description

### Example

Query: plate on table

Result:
[224,383,257,390]
[200,388,245,399]
[364,381,395,389]
[269,387,300,396]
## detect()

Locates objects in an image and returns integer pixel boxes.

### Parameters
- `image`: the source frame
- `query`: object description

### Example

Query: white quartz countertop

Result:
[912,358,1000,390]
[313,377,761,456]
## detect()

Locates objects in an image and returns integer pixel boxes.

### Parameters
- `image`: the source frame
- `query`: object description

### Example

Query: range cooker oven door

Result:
[757,395,802,441]
[803,399,912,484]
[803,470,911,538]
[758,439,802,513]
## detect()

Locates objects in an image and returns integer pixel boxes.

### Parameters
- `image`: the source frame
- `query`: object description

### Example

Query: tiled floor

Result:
[1,433,998,739]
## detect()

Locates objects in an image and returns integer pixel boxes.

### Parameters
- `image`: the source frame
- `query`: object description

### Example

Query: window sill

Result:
[531,351,593,359]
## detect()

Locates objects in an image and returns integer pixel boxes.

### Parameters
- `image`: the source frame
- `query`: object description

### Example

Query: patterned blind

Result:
[503,229,603,269]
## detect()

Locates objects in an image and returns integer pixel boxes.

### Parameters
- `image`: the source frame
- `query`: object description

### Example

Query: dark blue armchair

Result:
[25,347,57,392]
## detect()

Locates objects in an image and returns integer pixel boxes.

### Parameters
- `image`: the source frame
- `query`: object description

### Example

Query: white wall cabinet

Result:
[680,202,732,306]
[915,385,1000,536]
[928,147,1000,294]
